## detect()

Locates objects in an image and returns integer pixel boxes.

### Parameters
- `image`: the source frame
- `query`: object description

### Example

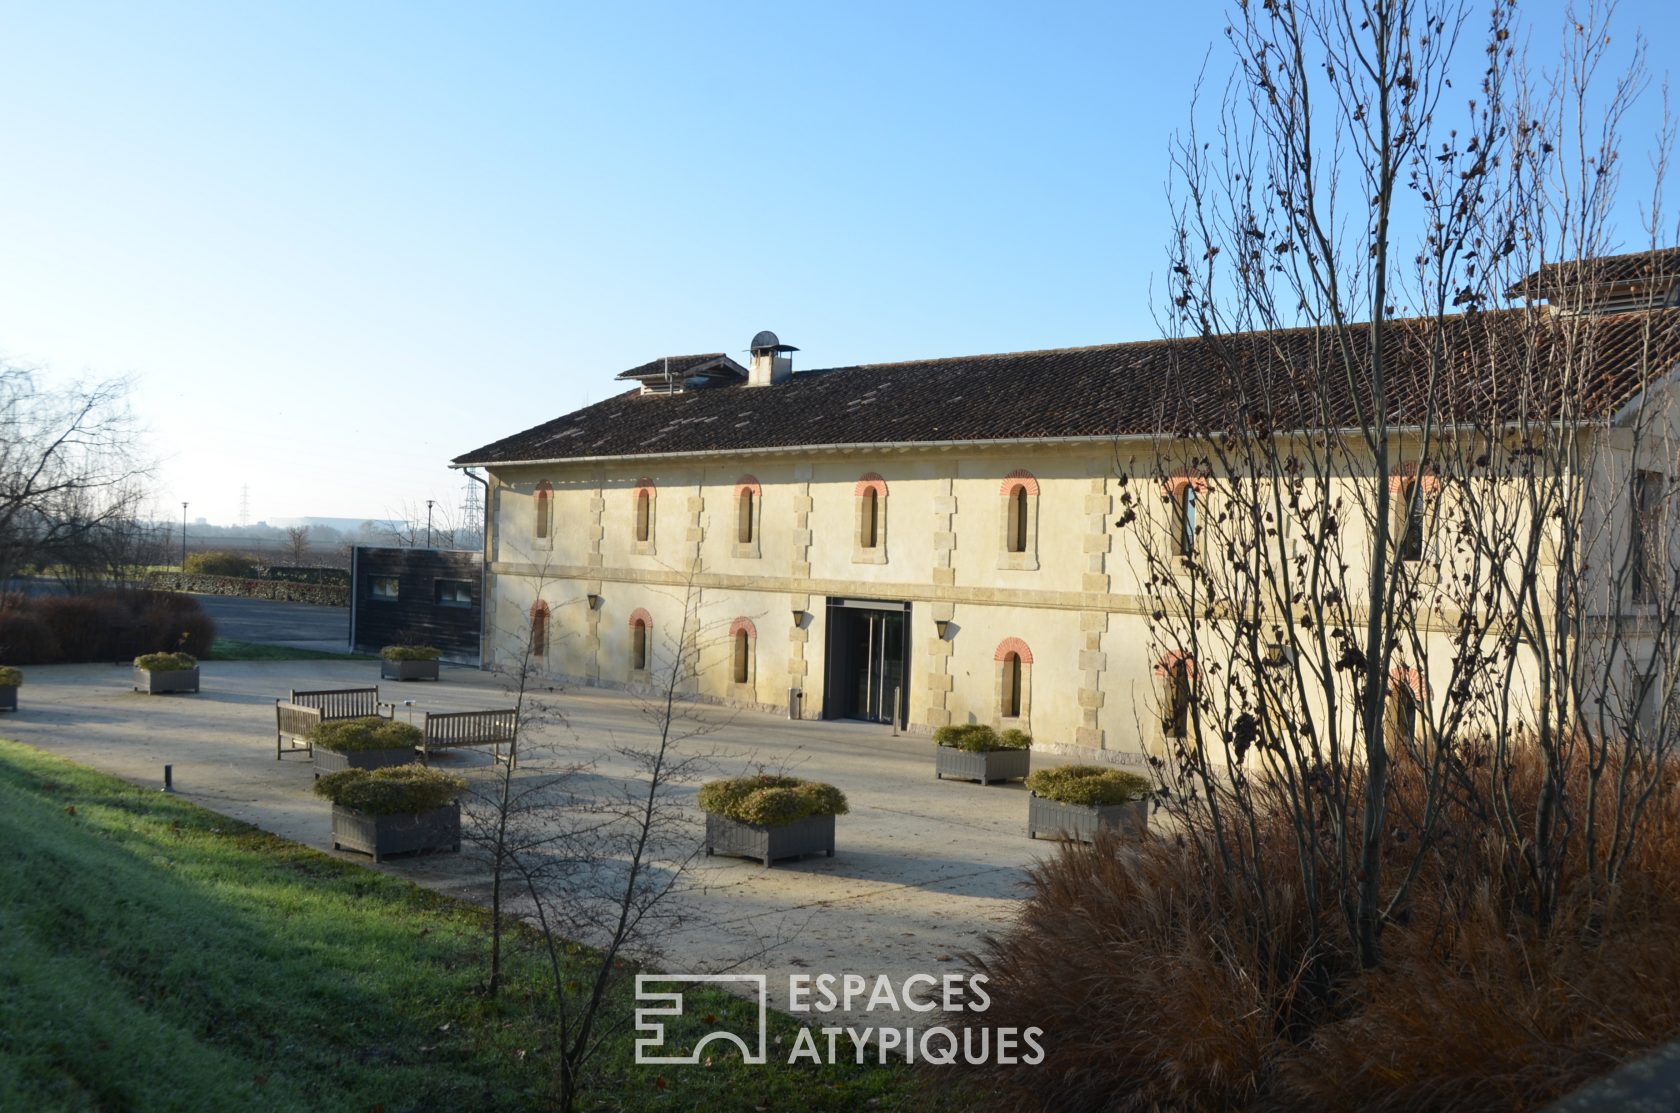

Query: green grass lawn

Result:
[203,639,375,662]
[0,739,954,1112]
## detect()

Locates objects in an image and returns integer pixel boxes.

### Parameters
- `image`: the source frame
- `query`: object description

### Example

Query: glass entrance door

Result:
[824,598,910,727]
[850,610,905,723]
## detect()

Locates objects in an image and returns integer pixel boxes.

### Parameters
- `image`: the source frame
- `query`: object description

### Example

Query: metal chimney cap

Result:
[749,330,799,353]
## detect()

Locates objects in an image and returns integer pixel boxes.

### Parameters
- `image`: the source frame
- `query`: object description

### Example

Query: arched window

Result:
[853,474,888,564]
[1164,473,1207,560]
[1178,485,1197,556]
[1155,651,1195,739]
[997,470,1041,570]
[994,637,1034,722]
[534,481,553,544]
[733,630,750,683]
[728,618,757,687]
[1389,464,1441,566]
[1388,667,1428,748]
[635,489,651,542]
[628,607,652,673]
[529,601,549,658]
[738,489,755,543]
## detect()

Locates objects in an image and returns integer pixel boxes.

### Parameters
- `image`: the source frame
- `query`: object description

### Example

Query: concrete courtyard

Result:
[0,656,1075,1021]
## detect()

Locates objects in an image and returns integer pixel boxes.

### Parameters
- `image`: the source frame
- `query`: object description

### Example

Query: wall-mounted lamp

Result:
[934,619,952,639]
[792,609,808,627]
[587,593,602,610]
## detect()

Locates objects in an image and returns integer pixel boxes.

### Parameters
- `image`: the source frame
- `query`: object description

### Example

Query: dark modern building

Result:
[349,546,483,665]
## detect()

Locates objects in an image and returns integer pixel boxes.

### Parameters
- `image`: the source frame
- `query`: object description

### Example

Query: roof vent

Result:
[747,330,797,387]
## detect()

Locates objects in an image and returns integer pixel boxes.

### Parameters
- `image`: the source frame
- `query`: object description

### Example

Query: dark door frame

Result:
[821,596,911,728]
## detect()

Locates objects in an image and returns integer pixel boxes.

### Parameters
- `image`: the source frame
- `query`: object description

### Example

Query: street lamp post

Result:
[181,502,189,568]
[426,500,434,547]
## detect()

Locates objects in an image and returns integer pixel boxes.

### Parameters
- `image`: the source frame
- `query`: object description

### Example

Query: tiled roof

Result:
[1510,248,1680,296]
[613,353,740,384]
[453,308,1680,467]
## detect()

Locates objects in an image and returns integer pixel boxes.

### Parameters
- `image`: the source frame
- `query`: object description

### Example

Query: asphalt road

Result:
[193,594,349,652]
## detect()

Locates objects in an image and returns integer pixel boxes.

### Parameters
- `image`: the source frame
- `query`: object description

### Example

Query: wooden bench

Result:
[275,687,395,760]
[420,708,519,768]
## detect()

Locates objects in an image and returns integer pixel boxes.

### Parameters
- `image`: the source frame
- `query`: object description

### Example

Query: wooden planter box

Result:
[134,667,200,694]
[0,685,15,712]
[381,659,440,682]
[331,803,460,862]
[935,745,1031,785]
[312,746,417,779]
[1027,794,1148,842]
[705,812,835,868]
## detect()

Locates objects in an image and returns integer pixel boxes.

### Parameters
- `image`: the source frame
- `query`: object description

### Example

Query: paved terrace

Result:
[1,660,1080,1022]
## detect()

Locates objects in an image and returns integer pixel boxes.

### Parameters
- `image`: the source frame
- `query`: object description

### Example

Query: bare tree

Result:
[282,524,312,564]
[461,558,752,1112]
[0,365,150,589]
[1139,0,1676,981]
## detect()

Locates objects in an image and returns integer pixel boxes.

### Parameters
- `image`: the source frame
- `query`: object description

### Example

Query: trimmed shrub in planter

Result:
[133,652,199,695]
[934,724,1031,785]
[1025,764,1151,842]
[380,644,441,682]
[310,716,423,778]
[698,774,848,867]
[0,665,19,712]
[314,764,464,862]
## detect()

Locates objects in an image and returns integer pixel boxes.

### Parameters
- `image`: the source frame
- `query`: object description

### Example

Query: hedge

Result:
[0,591,216,665]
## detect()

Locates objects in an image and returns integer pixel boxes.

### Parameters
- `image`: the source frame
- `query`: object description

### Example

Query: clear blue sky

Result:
[1,1,1675,526]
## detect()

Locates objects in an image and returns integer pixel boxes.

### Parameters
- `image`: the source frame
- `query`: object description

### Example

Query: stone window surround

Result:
[1153,649,1196,740]
[628,606,653,680]
[853,473,888,565]
[993,636,1033,727]
[1390,463,1443,566]
[729,616,757,691]
[997,469,1040,571]
[733,475,762,560]
[533,480,554,550]
[632,477,657,555]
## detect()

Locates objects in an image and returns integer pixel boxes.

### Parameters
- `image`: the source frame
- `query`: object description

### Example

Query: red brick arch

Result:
[734,475,761,498]
[1162,469,1209,497]
[854,472,888,497]
[1153,649,1198,678]
[633,477,657,492]
[627,607,652,629]
[1390,665,1429,699]
[999,469,1040,496]
[993,636,1034,664]
[728,617,757,639]
[530,600,550,617]
[1388,463,1443,496]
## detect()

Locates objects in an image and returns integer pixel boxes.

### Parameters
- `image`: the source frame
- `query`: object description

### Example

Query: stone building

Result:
[452,258,1680,762]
